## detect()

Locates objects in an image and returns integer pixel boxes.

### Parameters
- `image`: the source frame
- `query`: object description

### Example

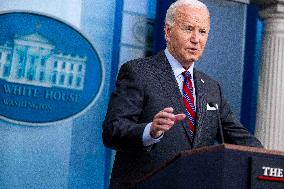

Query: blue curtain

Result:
[241,4,263,133]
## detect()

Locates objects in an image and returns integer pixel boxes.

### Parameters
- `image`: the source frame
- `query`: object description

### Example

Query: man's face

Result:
[165,5,210,69]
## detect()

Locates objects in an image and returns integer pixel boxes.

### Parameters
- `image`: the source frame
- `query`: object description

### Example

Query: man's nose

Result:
[190,30,199,44]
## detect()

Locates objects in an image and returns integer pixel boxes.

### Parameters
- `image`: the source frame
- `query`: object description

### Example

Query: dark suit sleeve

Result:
[102,62,149,152]
[218,84,263,147]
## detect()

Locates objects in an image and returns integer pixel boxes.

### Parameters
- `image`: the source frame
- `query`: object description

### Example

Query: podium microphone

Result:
[208,103,224,144]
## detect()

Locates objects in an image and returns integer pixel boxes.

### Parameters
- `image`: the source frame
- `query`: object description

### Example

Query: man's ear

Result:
[164,24,171,42]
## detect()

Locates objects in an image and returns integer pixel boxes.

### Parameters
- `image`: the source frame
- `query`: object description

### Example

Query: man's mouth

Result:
[188,48,198,53]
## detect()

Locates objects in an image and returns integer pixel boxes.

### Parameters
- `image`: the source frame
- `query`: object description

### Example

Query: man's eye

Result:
[186,27,193,31]
[200,30,207,34]
[182,26,193,32]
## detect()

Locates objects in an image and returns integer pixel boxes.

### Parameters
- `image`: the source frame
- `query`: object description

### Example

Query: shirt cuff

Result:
[142,122,163,146]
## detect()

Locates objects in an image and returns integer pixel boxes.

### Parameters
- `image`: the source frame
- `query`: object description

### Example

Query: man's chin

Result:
[186,57,198,63]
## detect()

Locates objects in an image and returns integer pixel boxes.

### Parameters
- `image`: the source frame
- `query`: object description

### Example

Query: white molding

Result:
[227,0,250,4]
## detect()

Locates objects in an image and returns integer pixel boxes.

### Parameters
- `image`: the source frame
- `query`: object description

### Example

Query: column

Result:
[253,0,284,150]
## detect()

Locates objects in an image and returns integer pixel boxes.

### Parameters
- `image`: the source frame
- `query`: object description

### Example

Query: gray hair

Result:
[165,0,209,26]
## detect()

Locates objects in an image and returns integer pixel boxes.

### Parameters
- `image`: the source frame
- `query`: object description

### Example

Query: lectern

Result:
[135,144,284,189]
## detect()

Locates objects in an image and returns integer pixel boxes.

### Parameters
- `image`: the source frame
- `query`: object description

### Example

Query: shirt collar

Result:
[164,48,194,79]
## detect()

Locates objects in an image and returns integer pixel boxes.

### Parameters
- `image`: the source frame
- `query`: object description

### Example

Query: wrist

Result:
[150,130,163,139]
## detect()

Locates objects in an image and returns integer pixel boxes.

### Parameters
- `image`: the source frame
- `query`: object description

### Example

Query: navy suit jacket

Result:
[102,52,262,186]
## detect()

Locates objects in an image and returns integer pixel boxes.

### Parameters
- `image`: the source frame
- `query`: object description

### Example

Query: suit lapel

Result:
[151,52,184,113]
[151,52,194,144]
[193,69,208,147]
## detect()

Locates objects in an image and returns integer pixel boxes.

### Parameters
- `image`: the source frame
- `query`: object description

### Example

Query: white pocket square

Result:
[206,103,217,111]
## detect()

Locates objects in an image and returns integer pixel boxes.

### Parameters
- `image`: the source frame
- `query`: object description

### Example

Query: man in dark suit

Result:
[103,0,262,188]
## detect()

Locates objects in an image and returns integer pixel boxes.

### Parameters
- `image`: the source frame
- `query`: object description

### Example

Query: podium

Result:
[135,144,284,189]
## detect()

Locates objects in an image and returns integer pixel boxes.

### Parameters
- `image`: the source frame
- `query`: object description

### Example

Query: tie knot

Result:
[182,71,192,79]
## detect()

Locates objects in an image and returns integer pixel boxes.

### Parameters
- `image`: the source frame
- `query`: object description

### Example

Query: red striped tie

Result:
[182,71,196,138]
